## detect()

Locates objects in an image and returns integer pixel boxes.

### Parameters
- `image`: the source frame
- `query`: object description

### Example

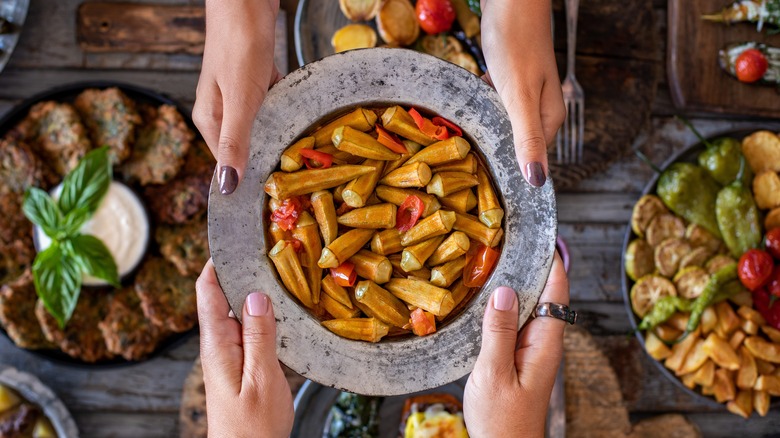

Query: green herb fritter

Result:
[156,217,209,277]
[0,193,35,284]
[74,87,142,165]
[98,287,168,361]
[135,257,197,333]
[0,269,54,350]
[0,137,54,196]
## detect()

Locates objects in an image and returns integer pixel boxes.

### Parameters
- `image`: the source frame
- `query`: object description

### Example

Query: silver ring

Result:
[533,302,577,325]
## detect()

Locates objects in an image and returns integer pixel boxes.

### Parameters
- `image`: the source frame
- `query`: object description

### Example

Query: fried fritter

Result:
[0,193,35,283]
[182,139,215,180]
[98,287,167,361]
[0,269,53,350]
[121,104,194,185]
[144,175,209,224]
[135,257,197,333]
[35,290,114,363]
[74,87,142,165]
[156,217,209,276]
[15,101,92,176]
[0,137,54,196]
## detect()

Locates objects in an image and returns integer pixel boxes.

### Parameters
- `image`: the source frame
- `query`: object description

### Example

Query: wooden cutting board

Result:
[668,0,780,118]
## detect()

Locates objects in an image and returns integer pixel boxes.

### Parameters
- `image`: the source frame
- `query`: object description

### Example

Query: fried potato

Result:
[726,389,753,419]
[666,312,690,332]
[654,324,682,343]
[715,301,741,337]
[681,372,697,389]
[741,130,780,174]
[766,207,780,231]
[737,346,758,389]
[693,359,715,387]
[703,332,741,370]
[744,336,780,363]
[645,331,672,361]
[701,306,718,335]
[737,306,767,326]
[761,325,780,343]
[332,24,377,54]
[755,358,776,375]
[754,390,770,416]
[678,338,709,375]
[713,368,737,403]
[729,330,746,350]
[752,171,780,210]
[376,0,419,46]
[754,375,780,396]
[665,329,699,373]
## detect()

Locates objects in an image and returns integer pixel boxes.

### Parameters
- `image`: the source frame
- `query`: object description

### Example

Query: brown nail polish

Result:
[526,162,546,187]
[219,166,238,195]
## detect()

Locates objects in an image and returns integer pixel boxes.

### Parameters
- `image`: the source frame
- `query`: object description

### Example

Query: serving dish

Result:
[0,81,208,367]
[0,364,79,437]
[0,0,29,75]
[208,48,556,396]
[621,125,780,408]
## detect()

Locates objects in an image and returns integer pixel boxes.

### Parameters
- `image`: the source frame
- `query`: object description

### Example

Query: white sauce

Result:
[34,181,149,286]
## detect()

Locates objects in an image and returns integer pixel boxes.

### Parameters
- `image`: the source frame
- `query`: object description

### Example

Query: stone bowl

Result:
[208,48,557,396]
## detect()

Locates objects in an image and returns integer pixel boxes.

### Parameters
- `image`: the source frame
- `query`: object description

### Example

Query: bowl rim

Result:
[621,123,780,408]
[208,47,557,396]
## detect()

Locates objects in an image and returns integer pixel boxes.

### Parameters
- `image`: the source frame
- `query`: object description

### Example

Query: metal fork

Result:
[555,0,585,164]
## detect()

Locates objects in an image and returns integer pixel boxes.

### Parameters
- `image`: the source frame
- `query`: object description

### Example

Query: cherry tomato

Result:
[270,197,305,231]
[415,0,456,35]
[299,149,333,169]
[463,244,500,288]
[331,261,356,287]
[738,249,775,291]
[375,125,408,154]
[735,49,768,83]
[396,195,424,232]
[767,266,780,298]
[410,308,437,336]
[765,227,780,260]
[752,287,780,330]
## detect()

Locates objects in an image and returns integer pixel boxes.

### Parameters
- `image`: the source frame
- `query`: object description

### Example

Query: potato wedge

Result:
[729,330,746,350]
[376,0,419,46]
[754,390,770,417]
[664,330,699,373]
[677,338,709,375]
[701,306,718,335]
[715,301,741,337]
[737,306,767,326]
[754,375,780,395]
[644,331,672,360]
[755,358,777,375]
[752,170,780,210]
[726,389,753,419]
[741,130,780,174]
[713,368,736,403]
[744,336,780,363]
[654,324,682,343]
[693,359,715,387]
[702,332,741,370]
[761,325,780,343]
[737,346,758,389]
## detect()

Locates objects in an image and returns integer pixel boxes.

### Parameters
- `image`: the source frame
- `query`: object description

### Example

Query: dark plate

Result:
[621,125,780,407]
[0,81,201,368]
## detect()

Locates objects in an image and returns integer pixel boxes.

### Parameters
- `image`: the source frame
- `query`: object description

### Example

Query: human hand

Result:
[464,252,569,437]
[193,0,282,195]
[480,0,565,187]
[196,259,294,437]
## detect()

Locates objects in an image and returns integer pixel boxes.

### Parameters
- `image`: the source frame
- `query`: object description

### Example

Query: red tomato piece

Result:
[431,116,462,137]
[375,125,408,154]
[410,308,437,336]
[735,49,769,83]
[738,249,774,291]
[766,227,780,261]
[463,244,500,288]
[415,0,456,35]
[752,287,780,330]
[409,108,449,140]
[331,262,357,287]
[299,149,333,169]
[270,197,304,231]
[396,195,424,232]
[767,266,780,298]
[286,239,303,253]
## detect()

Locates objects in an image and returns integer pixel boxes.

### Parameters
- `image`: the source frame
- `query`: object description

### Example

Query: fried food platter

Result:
[0,82,211,366]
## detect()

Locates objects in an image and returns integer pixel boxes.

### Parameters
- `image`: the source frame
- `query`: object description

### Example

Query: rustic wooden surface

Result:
[668,0,780,118]
[0,0,779,436]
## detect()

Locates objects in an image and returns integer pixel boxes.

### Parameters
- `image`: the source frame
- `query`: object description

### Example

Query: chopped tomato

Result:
[270,197,305,231]
[410,308,436,336]
[396,195,424,232]
[299,149,333,169]
[409,108,449,140]
[375,125,408,154]
[331,262,357,287]
[431,116,462,136]
[463,244,500,287]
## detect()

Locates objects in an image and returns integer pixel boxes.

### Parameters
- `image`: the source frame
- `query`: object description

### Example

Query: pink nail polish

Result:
[247,292,269,316]
[493,287,516,311]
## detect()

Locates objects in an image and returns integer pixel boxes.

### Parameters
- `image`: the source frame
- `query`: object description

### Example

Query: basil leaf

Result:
[22,187,63,238]
[32,242,82,329]
[69,234,120,287]
[60,205,92,237]
[59,146,112,216]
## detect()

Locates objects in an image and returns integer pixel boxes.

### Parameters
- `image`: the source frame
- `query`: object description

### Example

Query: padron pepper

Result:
[638,296,692,331]
[678,117,752,185]
[657,162,722,238]
[715,158,762,258]
[684,263,738,336]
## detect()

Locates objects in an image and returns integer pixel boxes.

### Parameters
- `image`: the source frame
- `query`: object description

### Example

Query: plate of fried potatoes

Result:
[208,48,557,396]
[623,125,780,416]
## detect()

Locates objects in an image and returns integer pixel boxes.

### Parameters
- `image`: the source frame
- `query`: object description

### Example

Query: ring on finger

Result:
[533,302,577,325]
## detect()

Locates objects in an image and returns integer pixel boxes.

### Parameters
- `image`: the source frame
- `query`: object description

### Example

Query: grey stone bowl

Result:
[208,48,557,396]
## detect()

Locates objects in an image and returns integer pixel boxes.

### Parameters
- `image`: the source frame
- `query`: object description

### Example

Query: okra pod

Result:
[432,153,478,174]
[401,235,445,272]
[438,189,477,214]
[313,107,377,147]
[314,144,362,165]
[381,106,436,146]
[269,240,314,308]
[268,222,290,247]
[355,280,411,328]
[476,165,503,229]
[321,292,361,319]
[375,185,441,217]
[385,278,455,316]
[371,229,404,255]
[365,192,382,206]
[426,171,479,197]
[333,183,347,203]
[379,162,432,188]
[321,318,390,343]
[281,136,315,172]
[437,278,473,321]
[382,140,422,176]
[318,228,375,268]
[388,254,432,279]
[430,256,466,288]
[453,212,503,247]
[349,249,393,284]
[428,231,470,266]
[322,275,353,309]
[333,126,400,161]
[407,136,471,167]
[311,190,338,246]
[342,159,385,208]
[264,165,374,200]
[337,203,397,229]
[291,211,323,303]
[401,210,456,246]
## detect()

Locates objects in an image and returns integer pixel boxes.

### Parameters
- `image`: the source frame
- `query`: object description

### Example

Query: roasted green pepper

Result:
[638,296,692,331]
[684,263,738,336]
[657,162,722,238]
[715,158,762,258]
[698,137,753,186]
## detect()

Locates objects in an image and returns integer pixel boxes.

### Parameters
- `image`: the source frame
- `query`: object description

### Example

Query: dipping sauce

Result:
[34,181,149,286]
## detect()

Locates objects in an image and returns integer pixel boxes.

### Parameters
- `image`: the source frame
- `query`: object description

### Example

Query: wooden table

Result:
[1,0,778,436]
